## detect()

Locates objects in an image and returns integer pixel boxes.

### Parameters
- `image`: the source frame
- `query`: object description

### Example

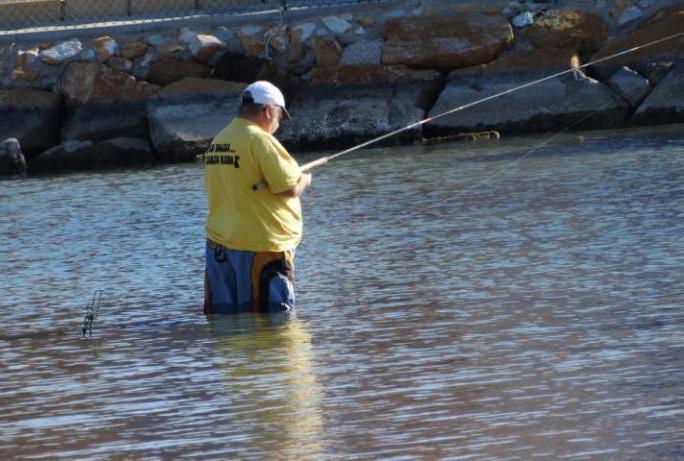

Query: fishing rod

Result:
[253,30,684,191]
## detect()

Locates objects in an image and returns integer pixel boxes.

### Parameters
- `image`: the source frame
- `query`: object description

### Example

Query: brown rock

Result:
[149,58,210,86]
[121,41,148,60]
[523,9,607,54]
[190,34,227,62]
[266,25,289,55]
[60,62,101,105]
[310,65,436,86]
[383,15,514,69]
[108,56,133,73]
[158,77,246,98]
[14,48,40,79]
[156,42,185,57]
[12,66,39,81]
[237,25,265,56]
[482,47,581,73]
[239,34,264,56]
[354,16,375,28]
[92,35,119,62]
[289,28,306,63]
[59,65,159,143]
[591,7,684,77]
[314,37,342,67]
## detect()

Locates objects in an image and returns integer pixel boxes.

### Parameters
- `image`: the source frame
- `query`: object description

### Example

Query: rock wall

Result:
[1,0,683,175]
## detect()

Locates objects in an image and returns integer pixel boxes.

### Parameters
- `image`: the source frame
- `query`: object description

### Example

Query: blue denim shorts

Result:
[204,240,295,315]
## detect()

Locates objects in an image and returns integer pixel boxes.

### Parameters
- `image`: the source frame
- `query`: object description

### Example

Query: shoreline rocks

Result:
[1,0,684,176]
[147,77,246,162]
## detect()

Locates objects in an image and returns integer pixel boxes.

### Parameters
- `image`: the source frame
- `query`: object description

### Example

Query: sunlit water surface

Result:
[1,126,683,459]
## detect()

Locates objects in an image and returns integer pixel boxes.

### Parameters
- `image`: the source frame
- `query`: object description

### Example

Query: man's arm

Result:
[279,173,312,198]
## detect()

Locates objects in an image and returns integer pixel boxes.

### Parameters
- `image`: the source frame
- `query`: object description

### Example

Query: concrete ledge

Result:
[0,0,62,28]
[64,0,128,21]
[131,0,195,15]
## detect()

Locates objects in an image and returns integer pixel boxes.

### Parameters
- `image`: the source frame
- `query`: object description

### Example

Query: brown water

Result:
[1,126,683,459]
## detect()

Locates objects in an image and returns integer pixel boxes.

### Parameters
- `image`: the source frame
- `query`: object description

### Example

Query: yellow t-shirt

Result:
[205,117,303,252]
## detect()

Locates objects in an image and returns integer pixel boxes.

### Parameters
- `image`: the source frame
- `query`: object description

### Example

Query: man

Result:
[204,80,312,315]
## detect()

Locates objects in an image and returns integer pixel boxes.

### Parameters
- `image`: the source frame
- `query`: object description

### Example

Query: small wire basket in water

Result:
[82,290,103,338]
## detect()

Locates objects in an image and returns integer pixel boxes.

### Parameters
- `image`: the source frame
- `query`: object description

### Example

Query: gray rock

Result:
[132,47,155,81]
[340,39,382,65]
[61,102,151,143]
[512,12,535,29]
[633,62,684,125]
[607,66,651,108]
[0,138,26,176]
[633,61,674,87]
[215,28,244,54]
[426,69,630,137]
[148,34,166,47]
[39,39,83,65]
[617,7,643,27]
[279,74,445,150]
[148,98,239,162]
[30,137,154,172]
[0,89,62,156]
[382,9,405,20]
[147,78,246,162]
[502,2,523,17]
[322,16,353,34]
[291,23,317,43]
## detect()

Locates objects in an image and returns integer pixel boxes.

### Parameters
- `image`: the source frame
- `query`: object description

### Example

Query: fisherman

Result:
[204,80,312,315]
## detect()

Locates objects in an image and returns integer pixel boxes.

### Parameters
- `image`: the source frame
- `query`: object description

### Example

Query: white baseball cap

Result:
[241,80,291,120]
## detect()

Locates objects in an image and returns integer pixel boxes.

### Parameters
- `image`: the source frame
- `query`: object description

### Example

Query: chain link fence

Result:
[0,0,389,33]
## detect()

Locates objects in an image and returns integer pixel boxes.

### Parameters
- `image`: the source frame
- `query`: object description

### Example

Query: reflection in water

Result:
[207,313,325,459]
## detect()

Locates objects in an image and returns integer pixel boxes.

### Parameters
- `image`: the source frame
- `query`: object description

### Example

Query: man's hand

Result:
[280,173,312,198]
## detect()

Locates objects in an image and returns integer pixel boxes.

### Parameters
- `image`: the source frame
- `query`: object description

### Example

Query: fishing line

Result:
[372,66,670,233]
[322,31,684,229]
[291,30,684,174]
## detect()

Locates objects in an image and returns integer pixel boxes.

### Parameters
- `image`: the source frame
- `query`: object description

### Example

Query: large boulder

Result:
[382,14,514,69]
[425,49,630,137]
[92,35,119,62]
[147,77,246,162]
[149,57,210,86]
[5,46,64,90]
[340,39,383,65]
[0,138,27,176]
[632,61,684,125]
[39,38,83,65]
[522,9,608,55]
[607,66,652,108]
[189,34,227,62]
[0,88,62,156]
[590,7,684,81]
[59,62,159,143]
[121,40,149,60]
[279,65,445,150]
[30,137,154,173]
